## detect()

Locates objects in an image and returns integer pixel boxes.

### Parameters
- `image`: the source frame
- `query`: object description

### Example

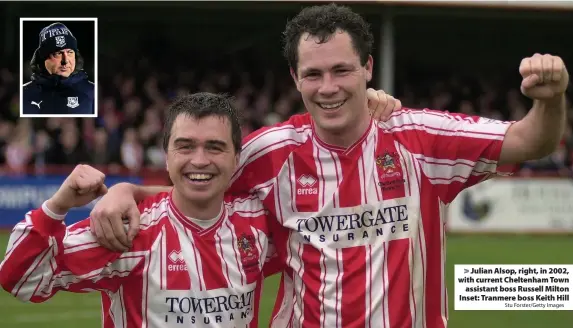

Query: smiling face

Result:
[166,113,239,218]
[44,49,76,77]
[291,30,373,146]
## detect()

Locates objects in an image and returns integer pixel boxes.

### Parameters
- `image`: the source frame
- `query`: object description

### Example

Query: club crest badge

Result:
[237,233,258,261]
[55,35,66,48]
[67,97,79,108]
[376,151,401,177]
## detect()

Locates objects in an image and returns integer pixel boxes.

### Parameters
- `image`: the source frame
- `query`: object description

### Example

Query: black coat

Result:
[22,71,95,115]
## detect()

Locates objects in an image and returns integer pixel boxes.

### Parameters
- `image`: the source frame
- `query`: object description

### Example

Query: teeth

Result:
[187,173,213,180]
[319,101,344,109]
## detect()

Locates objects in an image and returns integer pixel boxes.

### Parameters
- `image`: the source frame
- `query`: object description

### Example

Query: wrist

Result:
[537,94,565,108]
[45,199,70,216]
[43,200,69,222]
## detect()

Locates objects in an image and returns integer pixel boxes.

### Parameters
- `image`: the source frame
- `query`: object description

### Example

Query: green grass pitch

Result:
[0,232,571,327]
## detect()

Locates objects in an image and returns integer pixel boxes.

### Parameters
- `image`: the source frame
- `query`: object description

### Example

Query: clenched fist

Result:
[366,88,402,121]
[46,165,108,215]
[520,54,569,101]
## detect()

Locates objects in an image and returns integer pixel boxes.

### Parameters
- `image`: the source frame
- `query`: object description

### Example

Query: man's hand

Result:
[499,54,568,166]
[520,54,569,101]
[366,88,402,122]
[46,164,107,215]
[89,183,141,252]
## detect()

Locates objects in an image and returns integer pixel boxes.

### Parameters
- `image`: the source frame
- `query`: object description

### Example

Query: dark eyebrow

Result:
[173,138,228,148]
[173,137,194,144]
[300,67,320,76]
[205,140,228,148]
[300,63,355,75]
[332,63,354,70]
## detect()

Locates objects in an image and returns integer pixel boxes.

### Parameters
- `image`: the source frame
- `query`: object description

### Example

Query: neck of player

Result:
[171,189,223,221]
[315,112,371,148]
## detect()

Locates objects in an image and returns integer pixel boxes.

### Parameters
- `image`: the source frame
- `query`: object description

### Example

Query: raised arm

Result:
[499,54,569,166]
[0,165,132,302]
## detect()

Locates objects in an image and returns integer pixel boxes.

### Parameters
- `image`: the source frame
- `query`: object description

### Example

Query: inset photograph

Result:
[20,18,97,117]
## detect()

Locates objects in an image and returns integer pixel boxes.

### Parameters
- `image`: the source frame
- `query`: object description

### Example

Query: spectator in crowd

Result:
[120,127,144,172]
[5,119,33,174]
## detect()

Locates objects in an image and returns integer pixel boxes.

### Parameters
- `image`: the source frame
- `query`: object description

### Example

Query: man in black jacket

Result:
[22,22,95,116]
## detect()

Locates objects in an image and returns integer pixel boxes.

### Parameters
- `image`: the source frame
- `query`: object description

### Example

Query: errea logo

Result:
[168,250,187,272]
[297,174,318,195]
[169,250,184,263]
[298,174,316,187]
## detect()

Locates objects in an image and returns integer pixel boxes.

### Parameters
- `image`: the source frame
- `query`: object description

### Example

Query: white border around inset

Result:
[19,17,99,118]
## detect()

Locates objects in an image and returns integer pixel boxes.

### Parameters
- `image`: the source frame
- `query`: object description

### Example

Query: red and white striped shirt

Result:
[0,191,281,328]
[229,109,516,328]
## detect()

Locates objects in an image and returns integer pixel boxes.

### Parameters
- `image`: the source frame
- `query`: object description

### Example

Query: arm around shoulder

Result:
[89,182,172,251]
[113,182,172,203]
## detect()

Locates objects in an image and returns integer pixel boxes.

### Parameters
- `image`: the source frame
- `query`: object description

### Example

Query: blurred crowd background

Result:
[0,1,572,178]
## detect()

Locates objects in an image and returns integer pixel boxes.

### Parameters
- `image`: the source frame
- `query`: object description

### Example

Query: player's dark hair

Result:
[282,3,374,75]
[30,50,85,76]
[162,92,242,154]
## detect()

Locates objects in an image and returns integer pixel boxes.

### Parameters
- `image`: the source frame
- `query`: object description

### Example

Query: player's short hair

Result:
[282,3,374,75]
[162,92,242,154]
